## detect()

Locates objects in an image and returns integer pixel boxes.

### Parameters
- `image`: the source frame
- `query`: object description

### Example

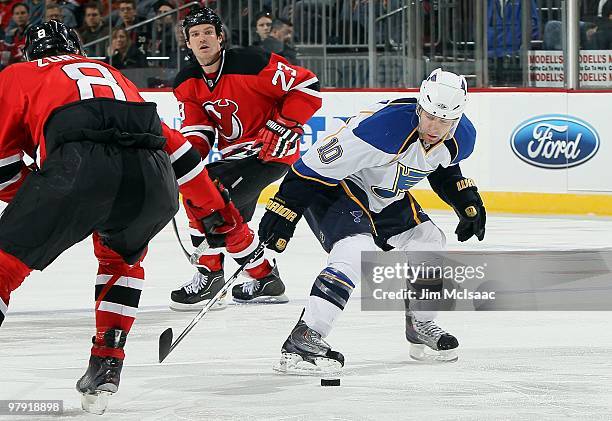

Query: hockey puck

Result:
[320,378,341,387]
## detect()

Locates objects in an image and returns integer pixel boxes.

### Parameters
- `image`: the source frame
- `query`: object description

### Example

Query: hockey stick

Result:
[171,217,212,267]
[159,240,267,363]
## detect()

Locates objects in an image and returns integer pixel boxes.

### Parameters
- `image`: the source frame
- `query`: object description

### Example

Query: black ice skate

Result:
[274,320,344,376]
[232,262,289,304]
[76,329,126,415]
[169,267,226,311]
[405,311,459,362]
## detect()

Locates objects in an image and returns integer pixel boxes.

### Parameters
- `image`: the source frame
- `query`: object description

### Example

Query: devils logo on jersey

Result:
[203,99,243,142]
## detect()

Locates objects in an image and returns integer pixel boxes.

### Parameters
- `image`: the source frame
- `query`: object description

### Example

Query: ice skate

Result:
[232,262,289,304]
[274,320,344,376]
[405,311,459,362]
[170,268,226,311]
[76,329,126,415]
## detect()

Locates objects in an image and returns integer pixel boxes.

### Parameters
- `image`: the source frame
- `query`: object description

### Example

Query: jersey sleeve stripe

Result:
[294,87,323,98]
[169,141,192,163]
[181,125,215,133]
[291,77,322,98]
[0,153,23,166]
[177,159,206,186]
[183,131,213,145]
[0,159,24,183]
[0,172,23,191]
[292,77,320,90]
[173,148,204,184]
[292,160,339,186]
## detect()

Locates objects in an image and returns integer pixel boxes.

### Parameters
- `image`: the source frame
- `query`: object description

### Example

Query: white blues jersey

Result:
[293,99,476,213]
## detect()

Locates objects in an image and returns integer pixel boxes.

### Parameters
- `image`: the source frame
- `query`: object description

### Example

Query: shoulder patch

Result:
[223,47,272,76]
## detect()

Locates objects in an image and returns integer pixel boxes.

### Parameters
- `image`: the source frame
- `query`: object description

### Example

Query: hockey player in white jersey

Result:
[258,69,486,374]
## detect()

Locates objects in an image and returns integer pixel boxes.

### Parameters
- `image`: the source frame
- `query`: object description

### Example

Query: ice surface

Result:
[1,208,612,420]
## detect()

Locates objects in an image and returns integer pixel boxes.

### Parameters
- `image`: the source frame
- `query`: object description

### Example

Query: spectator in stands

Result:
[44,4,61,21]
[136,0,161,21]
[487,0,540,86]
[22,0,43,26]
[252,10,272,46]
[261,18,297,64]
[592,1,612,48]
[150,0,176,59]
[543,1,610,50]
[4,2,28,43]
[79,2,106,57]
[116,0,137,28]
[0,0,19,37]
[44,0,76,27]
[116,0,150,55]
[281,0,331,45]
[106,27,147,69]
[167,21,190,67]
[1,1,27,64]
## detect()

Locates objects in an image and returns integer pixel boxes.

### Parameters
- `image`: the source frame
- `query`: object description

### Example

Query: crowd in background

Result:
[0,0,610,86]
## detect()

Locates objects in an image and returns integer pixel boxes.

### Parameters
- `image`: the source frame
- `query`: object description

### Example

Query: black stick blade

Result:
[159,328,173,363]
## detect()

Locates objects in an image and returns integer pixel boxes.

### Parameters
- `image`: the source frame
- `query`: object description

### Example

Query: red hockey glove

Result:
[183,182,244,248]
[257,115,303,161]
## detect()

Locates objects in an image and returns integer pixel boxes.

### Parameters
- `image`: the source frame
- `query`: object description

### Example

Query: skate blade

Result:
[169,297,227,312]
[409,344,458,363]
[233,294,289,304]
[81,391,111,415]
[273,353,342,376]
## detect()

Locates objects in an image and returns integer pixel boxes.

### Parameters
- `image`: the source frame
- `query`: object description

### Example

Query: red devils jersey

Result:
[173,48,322,164]
[0,54,225,212]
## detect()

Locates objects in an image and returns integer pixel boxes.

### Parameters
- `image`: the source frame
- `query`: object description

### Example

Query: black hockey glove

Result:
[258,195,304,252]
[442,177,486,242]
[184,182,244,248]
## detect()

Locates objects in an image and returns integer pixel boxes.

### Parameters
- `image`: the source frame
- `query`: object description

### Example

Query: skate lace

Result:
[306,329,328,349]
[414,320,447,339]
[182,272,209,294]
[241,280,260,296]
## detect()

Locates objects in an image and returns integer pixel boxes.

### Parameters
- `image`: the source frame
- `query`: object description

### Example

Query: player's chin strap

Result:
[171,217,211,268]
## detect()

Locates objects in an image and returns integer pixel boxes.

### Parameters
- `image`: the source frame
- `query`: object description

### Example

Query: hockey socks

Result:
[303,267,355,338]
[0,249,32,327]
[92,235,144,359]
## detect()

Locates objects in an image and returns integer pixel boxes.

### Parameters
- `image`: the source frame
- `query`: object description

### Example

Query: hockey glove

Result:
[257,115,303,161]
[184,182,244,248]
[442,177,486,242]
[258,195,303,252]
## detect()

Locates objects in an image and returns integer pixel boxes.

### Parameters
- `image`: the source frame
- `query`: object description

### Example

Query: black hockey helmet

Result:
[182,6,223,40]
[24,20,82,61]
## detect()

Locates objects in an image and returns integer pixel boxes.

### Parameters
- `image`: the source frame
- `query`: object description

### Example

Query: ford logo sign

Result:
[510,115,599,169]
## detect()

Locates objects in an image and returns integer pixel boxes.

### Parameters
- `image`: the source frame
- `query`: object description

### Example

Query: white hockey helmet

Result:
[418,68,468,120]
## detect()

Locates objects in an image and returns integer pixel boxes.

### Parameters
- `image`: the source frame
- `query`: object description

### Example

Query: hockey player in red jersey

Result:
[169,7,322,310]
[0,21,245,414]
